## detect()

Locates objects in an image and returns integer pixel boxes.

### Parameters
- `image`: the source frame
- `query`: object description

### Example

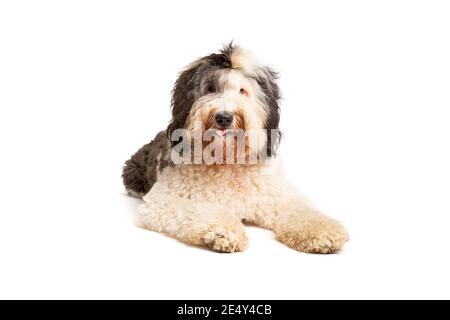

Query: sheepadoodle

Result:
[122,43,348,253]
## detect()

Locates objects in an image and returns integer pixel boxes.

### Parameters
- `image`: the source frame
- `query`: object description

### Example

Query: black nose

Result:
[215,111,234,128]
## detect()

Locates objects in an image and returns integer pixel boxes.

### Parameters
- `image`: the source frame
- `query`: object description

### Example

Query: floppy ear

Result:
[166,63,199,146]
[256,67,282,157]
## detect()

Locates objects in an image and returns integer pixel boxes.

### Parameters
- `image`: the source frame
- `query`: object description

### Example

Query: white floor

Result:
[2,153,449,299]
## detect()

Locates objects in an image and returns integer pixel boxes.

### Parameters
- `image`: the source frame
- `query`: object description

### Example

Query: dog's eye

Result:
[207,84,216,93]
[239,88,247,95]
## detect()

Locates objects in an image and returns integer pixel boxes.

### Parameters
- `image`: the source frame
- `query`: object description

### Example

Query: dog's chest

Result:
[164,164,280,204]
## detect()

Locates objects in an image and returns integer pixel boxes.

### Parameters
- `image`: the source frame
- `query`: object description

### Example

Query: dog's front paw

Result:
[277,215,349,254]
[202,227,248,253]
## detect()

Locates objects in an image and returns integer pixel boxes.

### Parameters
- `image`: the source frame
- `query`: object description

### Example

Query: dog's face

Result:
[167,43,281,162]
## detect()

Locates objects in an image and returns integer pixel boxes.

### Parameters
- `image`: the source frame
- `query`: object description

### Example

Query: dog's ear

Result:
[256,67,282,157]
[167,62,200,146]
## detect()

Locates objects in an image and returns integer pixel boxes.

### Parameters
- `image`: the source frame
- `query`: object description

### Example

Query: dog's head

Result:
[167,43,281,163]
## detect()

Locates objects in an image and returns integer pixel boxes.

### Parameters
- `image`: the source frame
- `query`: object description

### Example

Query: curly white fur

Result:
[137,159,348,253]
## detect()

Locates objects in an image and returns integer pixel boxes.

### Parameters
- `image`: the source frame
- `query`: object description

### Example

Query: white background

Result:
[1,0,449,299]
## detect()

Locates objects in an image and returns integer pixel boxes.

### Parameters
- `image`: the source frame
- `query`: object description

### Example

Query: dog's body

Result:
[123,43,348,253]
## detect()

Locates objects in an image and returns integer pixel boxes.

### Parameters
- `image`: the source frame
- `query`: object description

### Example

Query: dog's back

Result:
[122,130,171,198]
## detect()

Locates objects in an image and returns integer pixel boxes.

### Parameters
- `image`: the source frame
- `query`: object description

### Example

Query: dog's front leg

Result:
[275,198,349,253]
[137,192,247,253]
[256,196,349,254]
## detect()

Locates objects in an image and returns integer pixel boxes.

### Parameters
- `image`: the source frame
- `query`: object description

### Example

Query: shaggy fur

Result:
[122,43,349,254]
[122,131,171,197]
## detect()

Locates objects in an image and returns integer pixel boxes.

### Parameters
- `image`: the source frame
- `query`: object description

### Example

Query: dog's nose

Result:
[215,111,234,128]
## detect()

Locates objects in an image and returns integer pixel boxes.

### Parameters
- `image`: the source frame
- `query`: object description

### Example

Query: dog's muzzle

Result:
[214,111,234,129]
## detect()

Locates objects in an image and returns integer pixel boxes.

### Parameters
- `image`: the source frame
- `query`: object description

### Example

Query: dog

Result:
[122,43,348,253]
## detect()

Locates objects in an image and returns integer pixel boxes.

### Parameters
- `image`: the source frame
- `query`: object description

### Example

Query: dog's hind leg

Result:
[137,195,248,253]
[122,131,171,198]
